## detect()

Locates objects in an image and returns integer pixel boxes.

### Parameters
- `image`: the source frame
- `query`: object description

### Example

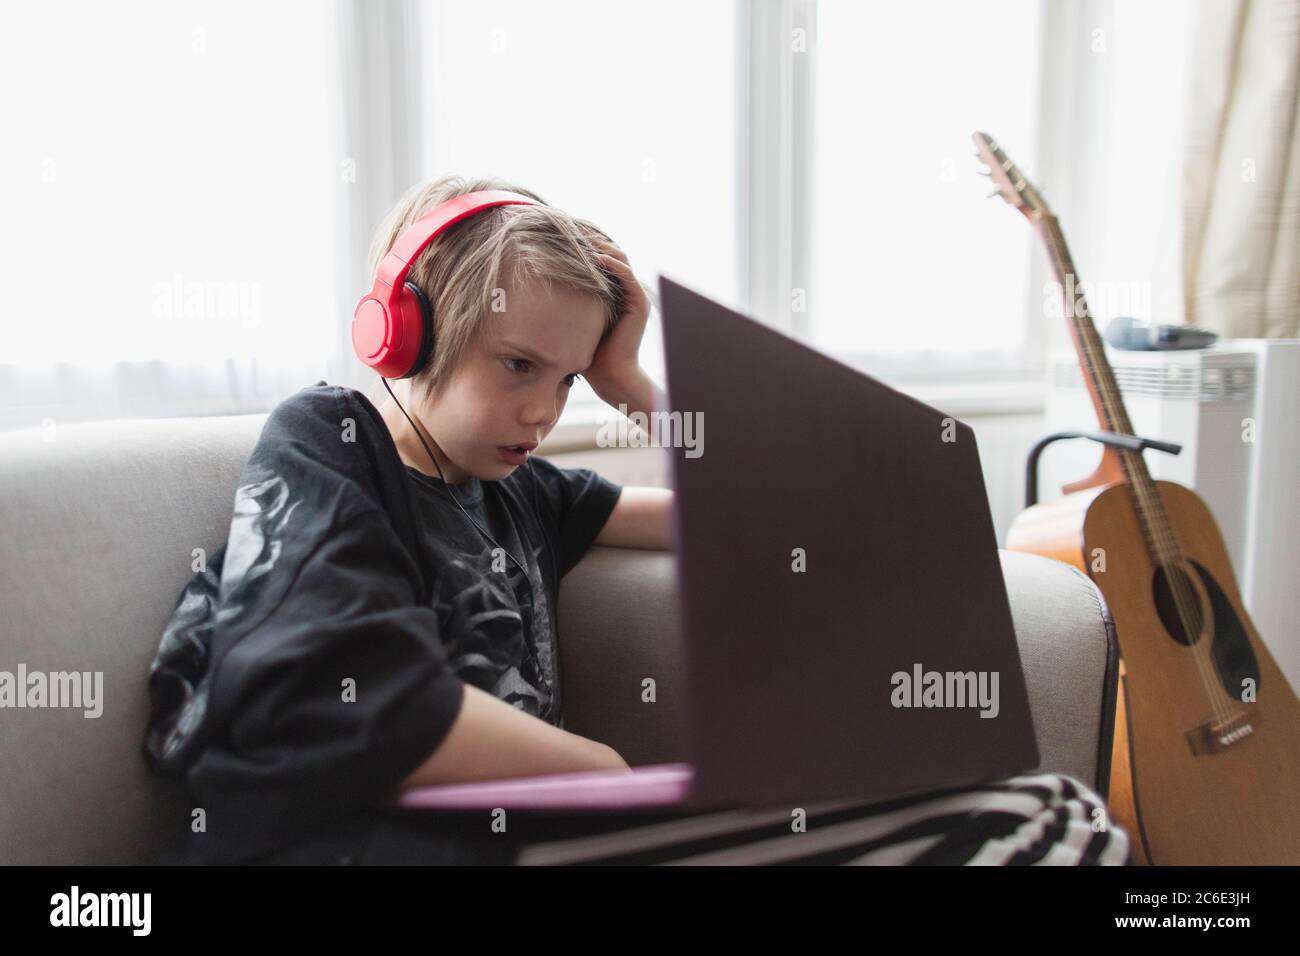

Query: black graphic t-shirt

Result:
[141,380,622,864]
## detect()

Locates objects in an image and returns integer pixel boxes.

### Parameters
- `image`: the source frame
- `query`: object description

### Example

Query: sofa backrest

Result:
[0,413,270,864]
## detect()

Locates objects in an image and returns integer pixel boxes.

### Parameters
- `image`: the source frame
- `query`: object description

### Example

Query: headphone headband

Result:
[352,189,540,379]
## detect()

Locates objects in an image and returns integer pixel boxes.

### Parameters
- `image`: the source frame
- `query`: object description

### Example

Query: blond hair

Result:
[363,175,626,406]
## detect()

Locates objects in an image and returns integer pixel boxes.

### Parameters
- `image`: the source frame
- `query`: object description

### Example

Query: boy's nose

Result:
[523,394,560,430]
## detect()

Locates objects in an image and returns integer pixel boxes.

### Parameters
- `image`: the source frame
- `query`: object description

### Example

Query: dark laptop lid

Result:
[658,275,1040,808]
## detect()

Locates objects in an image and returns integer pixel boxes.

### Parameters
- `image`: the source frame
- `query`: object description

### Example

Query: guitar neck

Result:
[1035,215,1184,565]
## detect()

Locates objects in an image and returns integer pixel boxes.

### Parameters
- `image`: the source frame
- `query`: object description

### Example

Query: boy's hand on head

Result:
[585,238,652,402]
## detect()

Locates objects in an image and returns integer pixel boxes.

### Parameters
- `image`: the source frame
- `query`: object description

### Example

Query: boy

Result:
[143,176,678,864]
[365,178,679,790]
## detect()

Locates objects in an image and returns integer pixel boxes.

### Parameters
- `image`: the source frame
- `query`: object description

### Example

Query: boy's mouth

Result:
[497,442,537,465]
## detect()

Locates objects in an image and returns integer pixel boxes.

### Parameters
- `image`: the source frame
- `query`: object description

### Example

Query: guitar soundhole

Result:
[1151,564,1205,647]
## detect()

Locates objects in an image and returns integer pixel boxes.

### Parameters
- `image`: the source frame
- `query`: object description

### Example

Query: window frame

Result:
[747,0,1052,391]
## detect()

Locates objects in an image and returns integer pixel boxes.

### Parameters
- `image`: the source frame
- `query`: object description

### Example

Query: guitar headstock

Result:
[971,131,1052,222]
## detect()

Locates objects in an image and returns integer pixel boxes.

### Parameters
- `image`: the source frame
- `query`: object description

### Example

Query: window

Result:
[0,0,343,430]
[1040,0,1192,341]
[808,0,1043,380]
[2,0,1189,434]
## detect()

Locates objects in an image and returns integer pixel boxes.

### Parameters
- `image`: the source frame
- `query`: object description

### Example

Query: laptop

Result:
[392,274,1040,814]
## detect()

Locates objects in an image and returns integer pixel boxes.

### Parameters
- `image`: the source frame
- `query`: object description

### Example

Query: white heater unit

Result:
[1040,340,1300,694]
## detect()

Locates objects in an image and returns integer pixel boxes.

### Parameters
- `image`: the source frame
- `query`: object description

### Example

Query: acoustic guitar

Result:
[973,131,1300,865]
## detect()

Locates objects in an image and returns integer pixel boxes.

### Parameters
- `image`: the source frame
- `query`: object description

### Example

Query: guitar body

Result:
[1009,480,1300,865]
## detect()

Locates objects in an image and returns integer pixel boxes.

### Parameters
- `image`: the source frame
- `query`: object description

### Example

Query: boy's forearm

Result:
[591,368,666,420]
[396,683,629,791]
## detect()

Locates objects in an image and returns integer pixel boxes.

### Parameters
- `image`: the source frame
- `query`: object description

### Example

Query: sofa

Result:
[0,412,1119,865]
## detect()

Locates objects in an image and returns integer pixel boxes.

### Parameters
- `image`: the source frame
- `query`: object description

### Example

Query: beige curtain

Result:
[1184,0,1300,338]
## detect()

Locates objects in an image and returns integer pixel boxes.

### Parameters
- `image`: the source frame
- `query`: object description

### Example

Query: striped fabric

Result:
[509,773,1132,866]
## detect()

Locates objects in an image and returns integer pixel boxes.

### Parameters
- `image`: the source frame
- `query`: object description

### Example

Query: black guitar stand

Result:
[1024,431,1183,508]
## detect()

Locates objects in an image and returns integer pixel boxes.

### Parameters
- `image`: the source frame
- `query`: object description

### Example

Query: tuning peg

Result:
[976,165,992,177]
[986,188,1003,199]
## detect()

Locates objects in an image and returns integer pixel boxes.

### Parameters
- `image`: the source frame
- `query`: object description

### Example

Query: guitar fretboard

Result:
[1038,216,1183,565]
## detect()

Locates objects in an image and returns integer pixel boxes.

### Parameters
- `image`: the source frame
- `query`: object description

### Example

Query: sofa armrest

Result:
[557,547,1118,793]
[998,551,1119,793]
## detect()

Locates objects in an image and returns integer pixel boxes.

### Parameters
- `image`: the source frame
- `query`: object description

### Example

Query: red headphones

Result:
[352,190,540,379]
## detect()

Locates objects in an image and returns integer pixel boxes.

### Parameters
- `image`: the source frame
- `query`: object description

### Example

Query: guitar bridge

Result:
[1186,710,1259,755]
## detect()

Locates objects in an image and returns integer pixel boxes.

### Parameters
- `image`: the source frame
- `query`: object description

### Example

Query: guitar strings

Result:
[1050,219,1232,726]
[1055,233,1235,728]
[1043,218,1238,731]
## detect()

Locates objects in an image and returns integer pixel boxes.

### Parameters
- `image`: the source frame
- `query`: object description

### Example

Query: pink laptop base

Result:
[391,761,694,811]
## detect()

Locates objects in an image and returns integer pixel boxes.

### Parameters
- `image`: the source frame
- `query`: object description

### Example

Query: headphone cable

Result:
[380,376,531,576]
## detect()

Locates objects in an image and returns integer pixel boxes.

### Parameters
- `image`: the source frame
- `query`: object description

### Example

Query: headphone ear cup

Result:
[401,280,435,380]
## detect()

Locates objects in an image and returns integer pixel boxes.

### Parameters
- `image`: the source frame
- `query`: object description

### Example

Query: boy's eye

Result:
[503,357,581,388]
